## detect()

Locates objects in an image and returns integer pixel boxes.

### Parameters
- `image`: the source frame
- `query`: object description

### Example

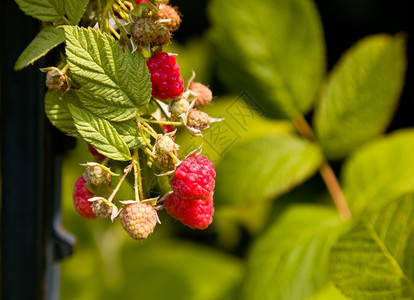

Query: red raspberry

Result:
[161,124,175,134]
[73,176,96,219]
[88,144,105,160]
[164,193,214,230]
[146,52,184,100]
[134,0,149,4]
[170,155,215,199]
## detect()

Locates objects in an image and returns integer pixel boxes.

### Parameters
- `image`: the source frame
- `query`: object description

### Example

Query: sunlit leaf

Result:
[14,26,65,70]
[68,102,131,161]
[241,205,346,300]
[341,129,414,216]
[64,26,151,122]
[214,135,324,205]
[15,0,64,22]
[329,193,414,299]
[314,34,406,159]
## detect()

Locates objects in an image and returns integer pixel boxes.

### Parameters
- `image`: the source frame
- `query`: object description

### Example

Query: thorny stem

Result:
[132,150,144,201]
[319,162,352,221]
[140,121,159,139]
[107,163,133,203]
[292,115,352,221]
[141,119,184,126]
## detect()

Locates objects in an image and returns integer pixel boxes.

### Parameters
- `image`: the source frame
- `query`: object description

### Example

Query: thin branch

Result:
[292,115,352,221]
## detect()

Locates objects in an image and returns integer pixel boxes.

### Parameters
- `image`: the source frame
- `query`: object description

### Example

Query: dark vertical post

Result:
[0,1,75,299]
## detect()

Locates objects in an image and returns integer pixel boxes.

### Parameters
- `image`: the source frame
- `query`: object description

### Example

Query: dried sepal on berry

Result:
[88,197,118,219]
[41,67,68,92]
[82,162,118,186]
[186,109,211,134]
[169,98,189,120]
[153,133,180,171]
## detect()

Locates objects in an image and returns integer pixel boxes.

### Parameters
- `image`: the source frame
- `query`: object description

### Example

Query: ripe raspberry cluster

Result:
[164,155,216,229]
[46,0,220,241]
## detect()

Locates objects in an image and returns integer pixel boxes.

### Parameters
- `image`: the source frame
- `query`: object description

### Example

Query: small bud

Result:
[154,135,178,155]
[45,69,67,92]
[91,198,114,218]
[83,164,111,186]
[169,98,189,120]
[131,18,160,46]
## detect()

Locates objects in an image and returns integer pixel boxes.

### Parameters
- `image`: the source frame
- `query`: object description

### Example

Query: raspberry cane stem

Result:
[132,149,144,201]
[293,115,352,221]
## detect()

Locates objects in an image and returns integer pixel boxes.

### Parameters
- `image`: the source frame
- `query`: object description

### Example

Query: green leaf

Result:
[209,0,325,118]
[65,0,90,25]
[15,0,64,22]
[44,91,77,133]
[214,135,324,205]
[342,129,414,216]
[307,283,350,300]
[15,26,65,71]
[314,34,407,159]
[67,102,131,161]
[64,26,151,121]
[329,193,414,299]
[111,120,148,149]
[241,205,346,300]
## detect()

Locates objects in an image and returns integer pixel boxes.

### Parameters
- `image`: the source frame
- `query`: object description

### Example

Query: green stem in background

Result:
[293,115,352,221]
[319,162,352,221]
[132,149,144,201]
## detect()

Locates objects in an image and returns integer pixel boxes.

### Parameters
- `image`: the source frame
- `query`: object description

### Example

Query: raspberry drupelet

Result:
[170,155,216,200]
[146,52,184,100]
